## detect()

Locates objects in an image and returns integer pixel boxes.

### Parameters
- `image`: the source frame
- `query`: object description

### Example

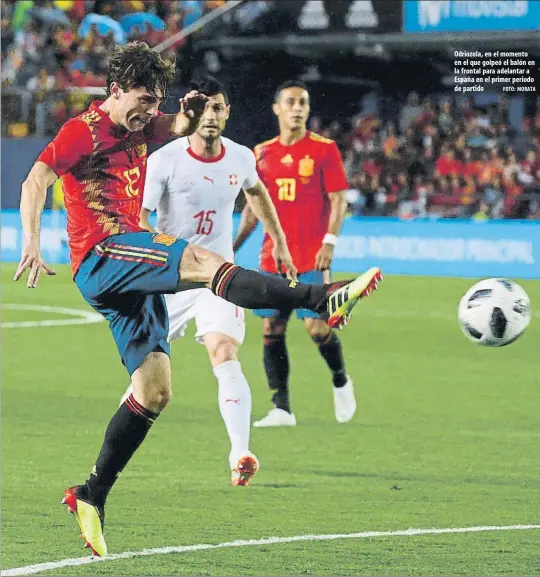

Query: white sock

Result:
[213,360,252,469]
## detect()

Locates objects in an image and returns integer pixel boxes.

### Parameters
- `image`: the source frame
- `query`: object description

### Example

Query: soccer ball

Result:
[458,278,531,347]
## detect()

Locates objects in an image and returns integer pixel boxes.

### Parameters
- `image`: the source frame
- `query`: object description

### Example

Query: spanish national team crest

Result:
[153,233,176,246]
[229,174,238,185]
[298,155,314,177]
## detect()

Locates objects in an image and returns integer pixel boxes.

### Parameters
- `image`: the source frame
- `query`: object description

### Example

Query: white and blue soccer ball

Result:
[458,278,531,347]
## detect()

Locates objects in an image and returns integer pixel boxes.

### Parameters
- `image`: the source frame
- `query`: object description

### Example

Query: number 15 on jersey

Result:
[193,209,216,235]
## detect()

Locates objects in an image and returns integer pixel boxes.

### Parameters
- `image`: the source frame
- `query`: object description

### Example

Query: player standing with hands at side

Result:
[234,81,364,427]
[15,45,382,557]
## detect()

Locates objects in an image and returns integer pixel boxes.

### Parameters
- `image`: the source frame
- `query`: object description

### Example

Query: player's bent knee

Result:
[306,320,332,344]
[135,379,172,412]
[154,384,172,408]
[131,352,173,412]
[205,334,240,366]
[263,317,288,336]
[179,244,226,285]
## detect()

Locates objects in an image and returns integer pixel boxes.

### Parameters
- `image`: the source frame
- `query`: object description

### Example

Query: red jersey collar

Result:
[88,99,133,139]
[186,142,226,163]
[89,100,113,124]
[278,130,310,147]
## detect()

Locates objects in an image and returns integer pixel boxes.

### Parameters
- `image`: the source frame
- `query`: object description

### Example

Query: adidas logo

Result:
[281,154,294,165]
[329,287,348,311]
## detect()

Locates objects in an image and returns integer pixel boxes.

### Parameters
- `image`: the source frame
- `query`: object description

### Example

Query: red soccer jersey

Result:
[254,131,348,274]
[38,101,167,276]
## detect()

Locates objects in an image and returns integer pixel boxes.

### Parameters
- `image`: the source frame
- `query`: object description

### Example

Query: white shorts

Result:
[165,289,245,345]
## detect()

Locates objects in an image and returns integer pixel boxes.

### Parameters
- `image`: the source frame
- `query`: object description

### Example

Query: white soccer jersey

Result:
[143,136,259,261]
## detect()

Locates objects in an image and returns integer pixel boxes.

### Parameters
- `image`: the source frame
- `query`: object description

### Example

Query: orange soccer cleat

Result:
[231,454,259,487]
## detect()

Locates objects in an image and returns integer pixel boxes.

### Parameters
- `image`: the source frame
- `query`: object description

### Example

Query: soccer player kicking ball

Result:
[121,76,297,487]
[15,43,382,557]
[234,81,361,427]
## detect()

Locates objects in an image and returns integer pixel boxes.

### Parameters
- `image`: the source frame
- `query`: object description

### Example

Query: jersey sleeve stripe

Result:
[309,132,334,144]
[254,137,278,161]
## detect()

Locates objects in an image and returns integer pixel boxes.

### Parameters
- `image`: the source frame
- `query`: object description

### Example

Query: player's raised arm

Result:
[242,180,297,280]
[151,90,209,140]
[315,142,349,272]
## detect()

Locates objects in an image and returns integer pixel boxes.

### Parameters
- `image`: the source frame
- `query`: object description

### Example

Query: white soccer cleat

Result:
[120,384,133,407]
[253,408,297,428]
[333,377,357,423]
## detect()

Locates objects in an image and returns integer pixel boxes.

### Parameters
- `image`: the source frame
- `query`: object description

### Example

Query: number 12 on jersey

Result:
[193,209,216,235]
[276,178,296,202]
[123,167,141,197]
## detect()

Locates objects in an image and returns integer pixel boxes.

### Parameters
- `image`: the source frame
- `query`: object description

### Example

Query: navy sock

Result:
[316,332,347,388]
[263,333,291,412]
[86,394,158,506]
[211,263,327,314]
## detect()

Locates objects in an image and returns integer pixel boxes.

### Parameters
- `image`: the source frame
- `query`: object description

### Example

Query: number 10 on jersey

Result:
[276,178,296,201]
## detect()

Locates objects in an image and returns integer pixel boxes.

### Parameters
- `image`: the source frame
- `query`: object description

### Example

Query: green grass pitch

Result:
[2,264,539,576]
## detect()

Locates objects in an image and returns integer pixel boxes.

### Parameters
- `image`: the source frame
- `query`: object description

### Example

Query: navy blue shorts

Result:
[75,232,188,375]
[252,270,327,320]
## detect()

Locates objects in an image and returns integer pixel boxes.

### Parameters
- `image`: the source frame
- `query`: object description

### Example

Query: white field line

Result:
[2,524,539,576]
[1,304,104,328]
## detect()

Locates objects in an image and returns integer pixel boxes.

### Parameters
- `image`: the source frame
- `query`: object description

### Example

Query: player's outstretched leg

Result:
[175,244,382,328]
[306,320,356,423]
[63,352,171,556]
[179,246,383,328]
[210,263,383,328]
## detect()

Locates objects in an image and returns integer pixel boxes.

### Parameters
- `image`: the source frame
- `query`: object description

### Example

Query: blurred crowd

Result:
[316,93,540,220]
[2,2,539,220]
[1,0,222,132]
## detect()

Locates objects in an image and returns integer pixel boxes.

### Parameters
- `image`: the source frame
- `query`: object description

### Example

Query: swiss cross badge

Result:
[229,174,238,185]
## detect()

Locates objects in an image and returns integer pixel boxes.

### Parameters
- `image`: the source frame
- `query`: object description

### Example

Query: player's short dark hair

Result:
[189,75,229,104]
[274,80,310,102]
[106,42,176,98]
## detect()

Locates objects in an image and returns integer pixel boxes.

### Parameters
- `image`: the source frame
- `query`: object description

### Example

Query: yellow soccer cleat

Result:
[231,454,259,487]
[326,267,383,329]
[62,485,108,557]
